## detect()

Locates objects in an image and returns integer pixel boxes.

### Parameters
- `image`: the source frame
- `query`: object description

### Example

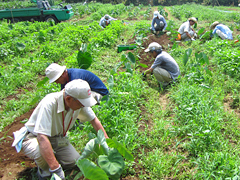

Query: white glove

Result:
[49,165,65,180]
[153,30,156,34]
[191,38,195,41]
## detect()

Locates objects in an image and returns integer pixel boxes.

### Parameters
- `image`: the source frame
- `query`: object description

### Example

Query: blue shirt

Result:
[212,24,233,40]
[61,69,109,96]
[151,16,167,31]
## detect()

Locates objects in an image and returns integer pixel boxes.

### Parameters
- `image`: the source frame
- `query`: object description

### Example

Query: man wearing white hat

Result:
[210,21,233,40]
[178,17,198,41]
[45,63,109,104]
[12,79,109,180]
[142,42,180,89]
[151,11,167,35]
[99,14,117,28]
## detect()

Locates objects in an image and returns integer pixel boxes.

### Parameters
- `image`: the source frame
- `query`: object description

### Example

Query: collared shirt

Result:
[178,21,192,34]
[61,68,109,96]
[151,15,167,31]
[25,91,95,137]
[151,51,180,80]
[212,24,233,40]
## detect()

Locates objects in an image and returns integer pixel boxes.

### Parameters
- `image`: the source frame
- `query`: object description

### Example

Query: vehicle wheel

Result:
[11,18,21,23]
[45,16,58,24]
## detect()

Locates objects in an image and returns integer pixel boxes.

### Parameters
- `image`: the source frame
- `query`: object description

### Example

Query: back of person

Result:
[153,51,180,80]
[61,68,109,96]
[213,24,233,40]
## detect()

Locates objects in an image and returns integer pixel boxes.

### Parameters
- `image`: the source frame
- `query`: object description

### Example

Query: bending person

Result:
[210,21,233,40]
[45,63,109,104]
[12,79,109,180]
[99,14,117,28]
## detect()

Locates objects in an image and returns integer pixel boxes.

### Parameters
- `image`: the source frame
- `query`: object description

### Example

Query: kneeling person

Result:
[143,42,180,88]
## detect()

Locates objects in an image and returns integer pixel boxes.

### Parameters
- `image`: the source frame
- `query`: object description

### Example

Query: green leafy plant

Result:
[77,43,93,69]
[76,130,134,180]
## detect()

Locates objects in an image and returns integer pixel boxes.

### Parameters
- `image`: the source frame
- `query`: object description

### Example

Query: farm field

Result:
[0,1,240,180]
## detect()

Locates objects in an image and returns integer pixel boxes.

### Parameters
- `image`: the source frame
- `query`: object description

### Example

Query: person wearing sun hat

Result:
[150,11,167,35]
[177,17,198,41]
[45,63,109,104]
[12,79,109,180]
[99,14,117,28]
[142,42,180,89]
[210,21,233,40]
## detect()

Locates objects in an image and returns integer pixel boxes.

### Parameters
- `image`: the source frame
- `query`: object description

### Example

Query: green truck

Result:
[0,0,74,23]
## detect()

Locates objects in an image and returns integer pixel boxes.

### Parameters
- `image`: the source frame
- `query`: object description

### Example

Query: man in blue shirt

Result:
[45,63,109,104]
[151,11,167,36]
[210,21,233,40]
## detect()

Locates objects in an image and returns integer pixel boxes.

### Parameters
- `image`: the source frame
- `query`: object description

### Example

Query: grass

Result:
[0,2,240,179]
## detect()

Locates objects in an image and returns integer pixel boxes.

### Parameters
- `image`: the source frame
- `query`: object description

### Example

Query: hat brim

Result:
[153,14,158,18]
[49,66,66,83]
[144,48,150,52]
[78,95,97,107]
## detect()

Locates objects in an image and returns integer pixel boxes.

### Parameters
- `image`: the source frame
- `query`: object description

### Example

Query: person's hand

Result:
[153,30,156,34]
[163,29,167,33]
[142,72,147,80]
[191,38,195,41]
[49,165,65,180]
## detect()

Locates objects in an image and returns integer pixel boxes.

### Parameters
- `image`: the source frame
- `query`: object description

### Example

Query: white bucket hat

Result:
[104,14,110,20]
[65,79,97,107]
[45,63,66,83]
[153,11,160,18]
[144,42,162,52]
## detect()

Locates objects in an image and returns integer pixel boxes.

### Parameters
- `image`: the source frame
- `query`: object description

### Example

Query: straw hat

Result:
[188,17,197,24]
[210,21,220,30]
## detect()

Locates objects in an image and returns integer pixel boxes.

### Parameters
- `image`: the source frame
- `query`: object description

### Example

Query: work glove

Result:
[153,30,156,34]
[49,165,65,180]
[191,38,195,41]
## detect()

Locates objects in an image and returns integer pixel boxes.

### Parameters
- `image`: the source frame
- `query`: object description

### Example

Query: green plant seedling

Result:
[77,43,93,69]
[76,130,133,180]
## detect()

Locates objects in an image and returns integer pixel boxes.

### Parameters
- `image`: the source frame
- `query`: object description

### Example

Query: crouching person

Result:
[150,11,167,35]
[210,21,233,40]
[178,17,198,41]
[143,42,180,89]
[12,79,109,180]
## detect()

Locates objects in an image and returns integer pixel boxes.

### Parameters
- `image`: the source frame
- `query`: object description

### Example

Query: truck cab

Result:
[0,0,74,23]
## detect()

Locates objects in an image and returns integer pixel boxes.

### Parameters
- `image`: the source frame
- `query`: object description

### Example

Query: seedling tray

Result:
[117,45,137,53]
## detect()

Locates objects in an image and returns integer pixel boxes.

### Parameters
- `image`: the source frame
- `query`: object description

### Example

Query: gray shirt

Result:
[151,51,180,80]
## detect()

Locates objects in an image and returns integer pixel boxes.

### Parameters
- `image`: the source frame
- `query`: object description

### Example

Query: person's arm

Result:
[163,17,167,30]
[151,18,155,31]
[144,67,154,75]
[185,32,192,39]
[37,134,59,170]
[90,117,109,139]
